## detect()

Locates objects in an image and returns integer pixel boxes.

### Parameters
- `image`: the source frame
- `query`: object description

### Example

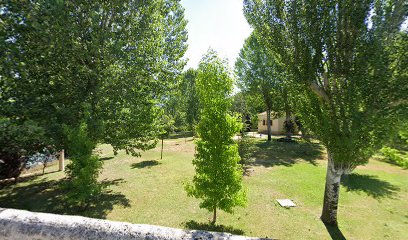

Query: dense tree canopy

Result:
[0,0,188,196]
[244,0,407,225]
[163,68,199,132]
[0,0,188,156]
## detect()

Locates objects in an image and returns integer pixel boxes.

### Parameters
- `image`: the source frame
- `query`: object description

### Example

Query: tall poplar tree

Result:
[235,31,287,140]
[244,0,407,225]
[186,50,247,224]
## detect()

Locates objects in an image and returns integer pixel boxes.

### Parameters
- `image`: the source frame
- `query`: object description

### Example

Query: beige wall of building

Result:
[257,112,286,134]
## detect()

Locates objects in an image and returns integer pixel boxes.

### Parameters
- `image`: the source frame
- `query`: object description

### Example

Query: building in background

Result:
[257,112,286,134]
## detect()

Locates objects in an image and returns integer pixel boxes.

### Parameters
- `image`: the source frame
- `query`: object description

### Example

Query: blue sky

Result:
[180,0,252,69]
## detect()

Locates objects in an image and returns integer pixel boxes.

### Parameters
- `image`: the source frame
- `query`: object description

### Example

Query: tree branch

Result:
[310,82,329,102]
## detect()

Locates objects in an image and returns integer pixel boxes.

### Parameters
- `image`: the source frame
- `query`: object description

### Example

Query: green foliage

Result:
[238,133,255,173]
[380,147,408,169]
[235,32,284,113]
[183,69,200,130]
[396,122,408,145]
[185,50,247,221]
[399,129,408,144]
[0,119,47,179]
[0,0,188,156]
[63,123,103,206]
[230,92,264,130]
[163,68,200,131]
[244,0,408,170]
[284,119,296,135]
[244,0,407,225]
[236,31,297,139]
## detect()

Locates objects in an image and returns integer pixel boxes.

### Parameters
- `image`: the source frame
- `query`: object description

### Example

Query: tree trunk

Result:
[285,110,292,139]
[160,137,164,160]
[58,150,65,172]
[212,207,217,224]
[321,152,344,226]
[266,108,272,141]
[283,89,292,139]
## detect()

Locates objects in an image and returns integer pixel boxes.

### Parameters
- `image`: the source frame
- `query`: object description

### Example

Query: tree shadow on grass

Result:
[131,160,161,169]
[100,156,115,161]
[249,140,324,168]
[0,177,130,219]
[183,220,244,235]
[341,173,400,199]
[0,168,62,186]
[324,223,346,240]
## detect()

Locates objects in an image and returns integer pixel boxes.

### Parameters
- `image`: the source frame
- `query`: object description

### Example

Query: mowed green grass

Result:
[1,135,407,239]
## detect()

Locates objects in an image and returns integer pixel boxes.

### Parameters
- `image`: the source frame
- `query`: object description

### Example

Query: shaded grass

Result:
[324,223,346,240]
[131,160,161,169]
[250,138,324,167]
[0,137,407,239]
[183,220,245,235]
[0,175,130,219]
[341,173,400,199]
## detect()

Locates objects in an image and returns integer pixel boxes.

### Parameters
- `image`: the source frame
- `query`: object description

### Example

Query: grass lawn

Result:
[1,134,407,239]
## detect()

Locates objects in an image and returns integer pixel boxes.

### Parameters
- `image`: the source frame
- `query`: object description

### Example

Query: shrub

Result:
[380,147,408,169]
[62,123,104,206]
[238,133,255,174]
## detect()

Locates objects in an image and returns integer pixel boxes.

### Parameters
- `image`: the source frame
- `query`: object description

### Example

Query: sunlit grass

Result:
[1,135,407,239]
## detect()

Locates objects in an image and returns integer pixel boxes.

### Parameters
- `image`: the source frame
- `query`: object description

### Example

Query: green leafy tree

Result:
[1,0,187,153]
[235,32,285,140]
[244,0,407,225]
[163,68,200,132]
[160,0,189,131]
[1,1,188,196]
[0,119,48,180]
[183,69,200,131]
[185,50,247,224]
[160,114,175,160]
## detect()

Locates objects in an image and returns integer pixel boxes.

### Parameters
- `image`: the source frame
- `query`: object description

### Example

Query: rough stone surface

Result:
[0,208,268,240]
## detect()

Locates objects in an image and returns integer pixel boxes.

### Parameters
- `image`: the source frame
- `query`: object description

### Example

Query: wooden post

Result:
[160,137,164,160]
[58,150,65,171]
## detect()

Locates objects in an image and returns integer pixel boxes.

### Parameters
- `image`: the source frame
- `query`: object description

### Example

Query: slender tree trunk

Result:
[161,137,164,160]
[285,110,292,139]
[212,207,217,224]
[283,89,292,139]
[266,108,272,141]
[321,152,344,226]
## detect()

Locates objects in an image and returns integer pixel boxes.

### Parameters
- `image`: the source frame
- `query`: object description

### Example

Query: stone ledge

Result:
[0,208,269,240]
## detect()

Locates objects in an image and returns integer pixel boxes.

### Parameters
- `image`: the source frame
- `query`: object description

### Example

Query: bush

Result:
[380,147,408,169]
[238,133,255,174]
[0,119,48,180]
[62,123,104,206]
